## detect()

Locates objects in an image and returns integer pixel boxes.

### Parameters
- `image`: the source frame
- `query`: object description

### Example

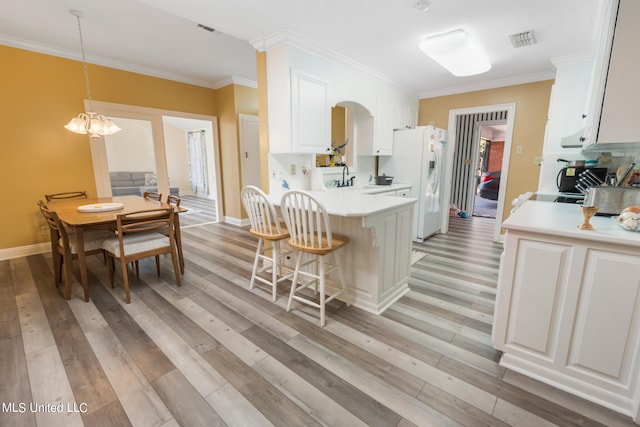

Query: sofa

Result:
[109,171,179,197]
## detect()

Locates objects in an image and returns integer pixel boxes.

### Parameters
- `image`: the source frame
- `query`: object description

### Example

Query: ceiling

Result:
[1,0,607,98]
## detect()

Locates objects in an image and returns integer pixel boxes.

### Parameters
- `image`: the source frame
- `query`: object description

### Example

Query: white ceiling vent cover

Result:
[509,30,537,48]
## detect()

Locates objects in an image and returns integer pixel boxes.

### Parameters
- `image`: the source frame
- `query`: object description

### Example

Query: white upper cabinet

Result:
[394,103,417,131]
[359,97,394,156]
[263,42,418,156]
[545,59,593,149]
[583,0,640,149]
[291,69,331,153]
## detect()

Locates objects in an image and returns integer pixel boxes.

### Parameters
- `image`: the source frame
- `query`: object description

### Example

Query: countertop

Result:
[505,200,640,248]
[355,183,411,195]
[268,188,416,217]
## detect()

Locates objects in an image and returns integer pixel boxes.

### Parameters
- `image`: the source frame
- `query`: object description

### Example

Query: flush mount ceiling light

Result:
[64,10,121,138]
[419,29,491,77]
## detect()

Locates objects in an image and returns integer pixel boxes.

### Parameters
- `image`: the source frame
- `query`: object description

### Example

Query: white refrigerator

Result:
[378,126,447,242]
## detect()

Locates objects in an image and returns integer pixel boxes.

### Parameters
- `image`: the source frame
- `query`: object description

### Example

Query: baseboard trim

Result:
[0,243,50,261]
[224,216,250,227]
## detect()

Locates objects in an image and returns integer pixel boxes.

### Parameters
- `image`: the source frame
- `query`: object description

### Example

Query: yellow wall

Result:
[215,84,258,220]
[0,45,218,250]
[418,80,554,222]
[256,51,270,191]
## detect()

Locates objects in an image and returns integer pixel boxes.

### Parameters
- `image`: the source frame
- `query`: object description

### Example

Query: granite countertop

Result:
[505,200,640,248]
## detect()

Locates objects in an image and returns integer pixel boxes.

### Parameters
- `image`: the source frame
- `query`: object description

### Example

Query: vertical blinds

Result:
[451,111,508,213]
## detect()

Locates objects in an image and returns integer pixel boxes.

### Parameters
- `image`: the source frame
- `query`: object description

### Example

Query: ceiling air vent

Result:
[197,23,216,33]
[509,30,536,48]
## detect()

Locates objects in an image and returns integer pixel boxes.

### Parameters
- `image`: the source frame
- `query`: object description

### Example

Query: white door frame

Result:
[441,103,516,242]
[469,119,508,214]
[86,100,223,218]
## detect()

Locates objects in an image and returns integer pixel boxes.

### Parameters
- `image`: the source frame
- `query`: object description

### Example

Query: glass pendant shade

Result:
[65,10,121,138]
[65,112,122,138]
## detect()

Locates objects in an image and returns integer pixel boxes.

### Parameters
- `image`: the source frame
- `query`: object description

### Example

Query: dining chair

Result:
[280,190,349,326]
[37,201,114,300]
[44,191,88,202]
[143,191,162,202]
[102,208,181,303]
[164,195,184,274]
[241,185,292,302]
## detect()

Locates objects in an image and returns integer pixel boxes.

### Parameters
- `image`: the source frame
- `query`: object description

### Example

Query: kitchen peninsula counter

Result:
[499,200,640,247]
[269,190,416,314]
[493,200,640,421]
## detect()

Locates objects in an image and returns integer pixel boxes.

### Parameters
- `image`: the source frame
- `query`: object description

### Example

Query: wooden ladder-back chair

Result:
[241,185,292,302]
[143,191,162,202]
[165,195,184,274]
[102,208,181,303]
[37,200,113,301]
[279,190,350,326]
[45,191,88,202]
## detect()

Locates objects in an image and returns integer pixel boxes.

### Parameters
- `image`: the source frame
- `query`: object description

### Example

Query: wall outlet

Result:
[290,164,296,175]
[534,156,543,166]
[40,226,50,236]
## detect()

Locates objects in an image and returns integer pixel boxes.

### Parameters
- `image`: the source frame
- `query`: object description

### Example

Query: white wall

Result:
[162,116,217,199]
[162,122,190,193]
[105,117,155,172]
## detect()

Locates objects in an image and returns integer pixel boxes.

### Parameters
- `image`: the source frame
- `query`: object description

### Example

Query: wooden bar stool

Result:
[241,185,292,302]
[280,190,349,326]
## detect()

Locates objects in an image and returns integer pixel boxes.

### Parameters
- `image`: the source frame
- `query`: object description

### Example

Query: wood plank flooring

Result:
[1,215,637,426]
[178,195,217,228]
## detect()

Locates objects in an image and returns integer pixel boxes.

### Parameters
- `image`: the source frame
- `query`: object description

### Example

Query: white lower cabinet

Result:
[493,231,640,420]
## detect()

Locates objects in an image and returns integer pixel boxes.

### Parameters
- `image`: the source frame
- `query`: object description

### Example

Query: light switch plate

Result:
[290,164,296,175]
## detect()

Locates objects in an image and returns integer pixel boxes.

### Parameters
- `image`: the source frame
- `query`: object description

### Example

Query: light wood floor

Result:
[178,195,217,228]
[1,216,637,426]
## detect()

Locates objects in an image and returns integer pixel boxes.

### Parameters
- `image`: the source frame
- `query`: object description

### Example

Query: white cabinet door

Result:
[568,249,640,381]
[394,104,416,130]
[583,0,640,147]
[373,98,394,155]
[495,237,572,359]
[596,0,640,144]
[291,69,331,153]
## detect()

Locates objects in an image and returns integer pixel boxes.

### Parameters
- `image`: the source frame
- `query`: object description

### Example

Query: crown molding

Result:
[419,70,556,99]
[550,53,594,68]
[0,35,259,90]
[251,30,418,97]
[211,76,257,89]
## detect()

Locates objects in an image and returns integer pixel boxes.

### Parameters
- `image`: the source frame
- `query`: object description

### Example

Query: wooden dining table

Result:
[46,195,187,301]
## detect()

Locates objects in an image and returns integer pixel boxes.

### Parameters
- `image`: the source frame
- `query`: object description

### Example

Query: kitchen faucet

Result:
[342,164,349,187]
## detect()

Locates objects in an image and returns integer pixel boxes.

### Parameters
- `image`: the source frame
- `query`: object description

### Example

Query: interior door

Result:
[239,114,261,189]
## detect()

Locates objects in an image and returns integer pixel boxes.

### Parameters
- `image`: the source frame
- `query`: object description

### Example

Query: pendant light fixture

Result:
[64,10,121,138]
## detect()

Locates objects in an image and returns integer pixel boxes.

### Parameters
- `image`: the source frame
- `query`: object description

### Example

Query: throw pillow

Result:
[144,173,158,186]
